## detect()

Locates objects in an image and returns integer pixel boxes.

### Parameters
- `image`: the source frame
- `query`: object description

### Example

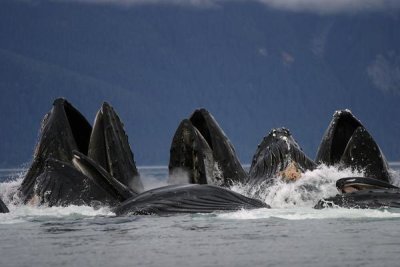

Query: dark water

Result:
[1,165,400,267]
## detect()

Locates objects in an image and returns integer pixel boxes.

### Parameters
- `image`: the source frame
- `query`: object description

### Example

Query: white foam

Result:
[0,205,113,223]
[0,173,25,205]
[217,207,400,220]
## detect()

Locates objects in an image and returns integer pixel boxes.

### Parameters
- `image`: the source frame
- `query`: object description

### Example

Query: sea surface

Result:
[1,164,400,267]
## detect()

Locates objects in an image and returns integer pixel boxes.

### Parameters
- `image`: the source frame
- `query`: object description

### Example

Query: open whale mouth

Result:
[329,110,362,164]
[190,109,214,150]
[54,98,92,154]
[336,177,398,194]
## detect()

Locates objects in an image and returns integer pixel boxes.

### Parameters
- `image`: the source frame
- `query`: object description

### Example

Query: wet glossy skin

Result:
[169,109,247,186]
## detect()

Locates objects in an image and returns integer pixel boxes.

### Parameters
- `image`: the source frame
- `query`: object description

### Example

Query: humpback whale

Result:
[169,108,247,186]
[316,110,391,182]
[313,110,397,209]
[314,177,400,209]
[0,197,9,213]
[114,184,269,216]
[12,99,398,213]
[19,99,143,206]
[248,128,316,184]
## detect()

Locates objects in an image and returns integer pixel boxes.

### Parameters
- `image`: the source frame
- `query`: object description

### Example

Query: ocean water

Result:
[1,165,400,267]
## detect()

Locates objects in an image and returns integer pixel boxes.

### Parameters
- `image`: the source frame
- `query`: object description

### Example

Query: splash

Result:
[389,167,400,186]
[0,170,26,206]
[219,164,400,221]
[0,170,114,224]
[231,164,364,208]
[167,167,190,186]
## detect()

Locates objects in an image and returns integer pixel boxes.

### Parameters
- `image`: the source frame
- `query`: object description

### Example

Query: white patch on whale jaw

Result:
[278,161,303,182]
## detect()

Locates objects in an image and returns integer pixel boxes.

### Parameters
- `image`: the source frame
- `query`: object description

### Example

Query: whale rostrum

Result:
[249,128,316,184]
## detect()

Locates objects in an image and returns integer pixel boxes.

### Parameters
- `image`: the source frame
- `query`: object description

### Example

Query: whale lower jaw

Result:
[315,177,400,209]
[315,189,400,209]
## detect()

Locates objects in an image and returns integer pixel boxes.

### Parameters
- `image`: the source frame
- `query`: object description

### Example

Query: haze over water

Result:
[1,165,400,267]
